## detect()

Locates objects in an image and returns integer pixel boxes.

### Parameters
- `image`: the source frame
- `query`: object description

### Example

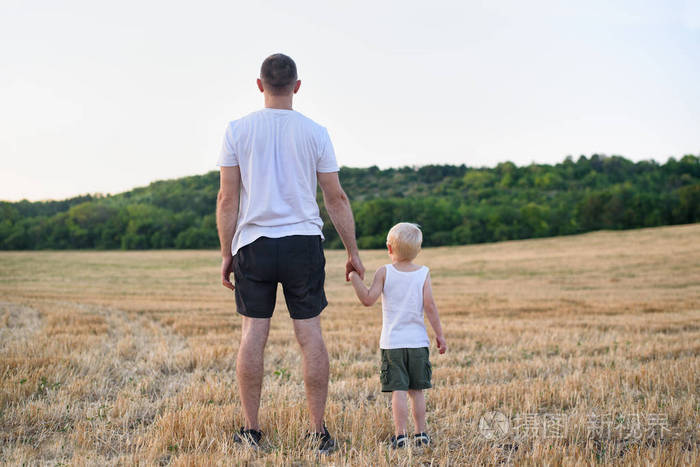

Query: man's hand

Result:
[436,335,447,354]
[221,255,235,291]
[346,253,365,282]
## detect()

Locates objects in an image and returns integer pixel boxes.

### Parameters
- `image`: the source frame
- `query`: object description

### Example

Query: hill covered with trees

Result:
[1,154,698,250]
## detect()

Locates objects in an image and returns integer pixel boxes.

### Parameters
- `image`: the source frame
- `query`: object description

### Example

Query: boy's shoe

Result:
[306,424,337,454]
[414,432,431,447]
[233,427,263,449]
[390,434,409,449]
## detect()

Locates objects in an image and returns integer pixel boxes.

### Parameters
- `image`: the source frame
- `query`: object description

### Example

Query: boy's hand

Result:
[436,335,447,354]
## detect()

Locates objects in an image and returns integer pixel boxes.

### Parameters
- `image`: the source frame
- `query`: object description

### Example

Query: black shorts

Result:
[232,235,328,320]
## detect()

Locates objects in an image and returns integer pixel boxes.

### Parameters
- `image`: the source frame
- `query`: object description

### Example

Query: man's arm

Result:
[423,272,447,354]
[349,266,386,306]
[217,166,241,290]
[317,171,365,281]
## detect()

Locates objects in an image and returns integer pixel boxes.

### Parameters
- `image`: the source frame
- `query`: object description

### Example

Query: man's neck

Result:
[264,94,294,110]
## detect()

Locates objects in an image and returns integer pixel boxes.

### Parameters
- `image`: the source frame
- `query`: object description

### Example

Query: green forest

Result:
[1,154,698,250]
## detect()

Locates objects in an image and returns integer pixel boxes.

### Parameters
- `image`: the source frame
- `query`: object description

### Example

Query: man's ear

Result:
[257,78,264,93]
[293,80,301,94]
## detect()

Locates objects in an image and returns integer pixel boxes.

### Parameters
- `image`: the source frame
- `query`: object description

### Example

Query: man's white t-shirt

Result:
[217,108,339,256]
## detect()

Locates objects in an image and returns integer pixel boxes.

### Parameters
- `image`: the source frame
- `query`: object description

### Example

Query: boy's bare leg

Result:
[293,315,329,432]
[392,391,409,435]
[236,316,271,430]
[408,389,427,433]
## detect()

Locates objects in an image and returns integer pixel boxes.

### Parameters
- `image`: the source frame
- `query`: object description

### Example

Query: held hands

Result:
[436,335,447,354]
[345,253,365,282]
[221,256,235,291]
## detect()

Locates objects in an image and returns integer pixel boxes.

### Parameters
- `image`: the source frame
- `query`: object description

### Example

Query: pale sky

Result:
[1,0,699,201]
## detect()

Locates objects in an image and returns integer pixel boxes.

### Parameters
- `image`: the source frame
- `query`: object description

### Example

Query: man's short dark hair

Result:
[260,54,298,96]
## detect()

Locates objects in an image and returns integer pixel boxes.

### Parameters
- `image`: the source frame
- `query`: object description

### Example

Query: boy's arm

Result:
[349,266,386,306]
[423,271,447,354]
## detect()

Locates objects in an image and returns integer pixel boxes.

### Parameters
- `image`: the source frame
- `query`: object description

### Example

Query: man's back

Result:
[217,108,339,256]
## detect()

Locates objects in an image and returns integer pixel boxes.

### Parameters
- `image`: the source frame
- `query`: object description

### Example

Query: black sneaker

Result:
[233,427,262,449]
[390,434,409,449]
[413,432,430,447]
[306,424,336,454]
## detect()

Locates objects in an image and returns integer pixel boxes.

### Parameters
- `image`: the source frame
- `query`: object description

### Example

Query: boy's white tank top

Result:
[380,264,431,349]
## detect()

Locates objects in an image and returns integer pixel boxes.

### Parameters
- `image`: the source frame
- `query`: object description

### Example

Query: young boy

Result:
[348,222,447,449]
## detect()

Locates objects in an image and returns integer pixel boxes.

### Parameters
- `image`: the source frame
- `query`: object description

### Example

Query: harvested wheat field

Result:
[1,224,699,465]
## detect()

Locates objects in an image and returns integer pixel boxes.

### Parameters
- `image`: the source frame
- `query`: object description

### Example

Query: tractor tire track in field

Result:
[0,298,194,464]
[0,301,43,354]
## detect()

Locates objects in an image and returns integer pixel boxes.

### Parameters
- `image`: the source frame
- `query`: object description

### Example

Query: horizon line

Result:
[3,152,697,204]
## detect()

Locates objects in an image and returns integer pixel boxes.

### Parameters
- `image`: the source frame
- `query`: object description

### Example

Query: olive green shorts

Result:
[380,347,432,392]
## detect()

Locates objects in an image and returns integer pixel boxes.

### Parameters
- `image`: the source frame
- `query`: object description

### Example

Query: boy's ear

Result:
[387,243,392,254]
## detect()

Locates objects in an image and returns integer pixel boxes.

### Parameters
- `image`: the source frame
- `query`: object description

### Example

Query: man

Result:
[216,53,365,453]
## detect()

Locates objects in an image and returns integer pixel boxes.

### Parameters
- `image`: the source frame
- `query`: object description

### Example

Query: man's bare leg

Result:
[293,315,329,432]
[236,316,271,430]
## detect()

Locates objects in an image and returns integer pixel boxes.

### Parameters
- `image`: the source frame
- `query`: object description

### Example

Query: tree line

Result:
[1,154,698,250]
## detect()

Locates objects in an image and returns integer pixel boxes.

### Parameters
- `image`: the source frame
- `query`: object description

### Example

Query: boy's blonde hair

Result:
[387,222,423,260]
